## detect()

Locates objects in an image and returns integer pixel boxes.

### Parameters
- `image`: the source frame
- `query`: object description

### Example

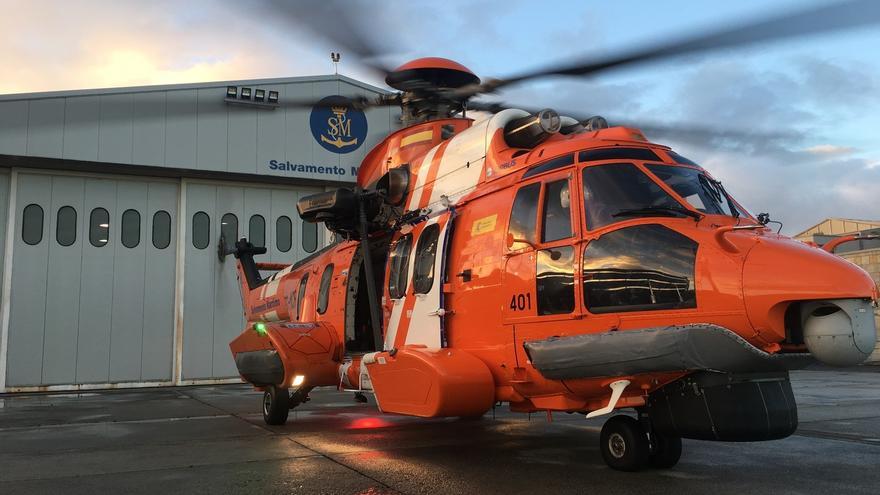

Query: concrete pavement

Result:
[2,369,879,494]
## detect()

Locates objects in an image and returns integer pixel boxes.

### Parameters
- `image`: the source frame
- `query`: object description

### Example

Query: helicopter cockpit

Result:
[581,159,749,229]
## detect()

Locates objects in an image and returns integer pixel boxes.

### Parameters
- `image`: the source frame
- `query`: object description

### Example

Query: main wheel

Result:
[599,415,650,471]
[649,433,682,469]
[262,386,290,425]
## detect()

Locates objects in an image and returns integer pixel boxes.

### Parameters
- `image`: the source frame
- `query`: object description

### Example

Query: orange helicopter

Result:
[224,1,879,471]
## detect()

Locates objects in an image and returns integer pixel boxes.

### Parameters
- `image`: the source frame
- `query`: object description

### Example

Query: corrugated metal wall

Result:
[0,75,396,182]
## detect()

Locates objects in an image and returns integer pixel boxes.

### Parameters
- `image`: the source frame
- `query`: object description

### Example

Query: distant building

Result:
[794,218,880,362]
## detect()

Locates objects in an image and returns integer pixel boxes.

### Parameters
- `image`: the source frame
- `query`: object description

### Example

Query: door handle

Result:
[428,308,453,317]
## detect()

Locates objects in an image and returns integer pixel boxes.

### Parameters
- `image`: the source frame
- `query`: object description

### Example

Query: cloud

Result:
[0,0,347,94]
[803,144,856,155]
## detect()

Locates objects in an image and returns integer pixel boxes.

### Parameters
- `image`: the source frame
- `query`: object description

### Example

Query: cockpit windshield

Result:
[582,163,690,230]
[645,164,747,218]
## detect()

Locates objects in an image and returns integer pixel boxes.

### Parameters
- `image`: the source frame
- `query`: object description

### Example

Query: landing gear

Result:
[262,386,290,425]
[648,432,682,469]
[353,391,369,403]
[599,414,682,471]
[600,415,649,471]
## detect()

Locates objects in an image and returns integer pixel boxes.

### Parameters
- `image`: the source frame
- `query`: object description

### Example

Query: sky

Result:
[1,0,878,234]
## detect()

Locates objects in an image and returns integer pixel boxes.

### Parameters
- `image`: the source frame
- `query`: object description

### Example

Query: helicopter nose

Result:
[742,236,878,366]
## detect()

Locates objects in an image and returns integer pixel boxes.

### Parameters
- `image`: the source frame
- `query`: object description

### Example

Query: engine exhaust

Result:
[503,109,561,148]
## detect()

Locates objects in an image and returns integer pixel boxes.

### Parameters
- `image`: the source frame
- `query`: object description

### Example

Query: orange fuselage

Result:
[230,112,877,417]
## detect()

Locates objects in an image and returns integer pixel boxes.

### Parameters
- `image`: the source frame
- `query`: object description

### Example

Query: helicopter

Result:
[223,0,879,471]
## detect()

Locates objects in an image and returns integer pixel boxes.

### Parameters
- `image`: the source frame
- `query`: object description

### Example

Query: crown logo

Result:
[331,105,348,115]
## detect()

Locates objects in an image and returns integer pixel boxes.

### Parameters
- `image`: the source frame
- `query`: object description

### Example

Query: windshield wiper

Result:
[698,173,740,219]
[714,180,740,219]
[612,206,704,220]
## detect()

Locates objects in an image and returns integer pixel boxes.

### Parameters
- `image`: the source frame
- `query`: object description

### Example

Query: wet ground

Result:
[1,369,879,494]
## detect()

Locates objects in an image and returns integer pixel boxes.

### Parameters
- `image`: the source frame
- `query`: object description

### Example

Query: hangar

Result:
[0,74,397,392]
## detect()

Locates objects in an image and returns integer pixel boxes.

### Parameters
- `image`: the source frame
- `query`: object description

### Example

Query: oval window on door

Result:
[192,211,210,249]
[89,208,110,247]
[121,209,141,248]
[276,216,292,252]
[221,213,238,244]
[56,206,77,246]
[21,204,44,245]
[249,214,265,248]
[302,221,318,253]
[152,211,171,249]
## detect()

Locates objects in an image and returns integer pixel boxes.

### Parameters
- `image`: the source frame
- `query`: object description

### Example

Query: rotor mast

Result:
[385,57,481,125]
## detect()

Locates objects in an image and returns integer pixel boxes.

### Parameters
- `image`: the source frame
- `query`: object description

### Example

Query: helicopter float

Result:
[223,1,879,471]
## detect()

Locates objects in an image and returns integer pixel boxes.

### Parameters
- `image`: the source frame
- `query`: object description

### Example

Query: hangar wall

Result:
[0,75,398,392]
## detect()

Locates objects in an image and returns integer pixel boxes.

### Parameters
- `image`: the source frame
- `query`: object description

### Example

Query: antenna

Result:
[330,51,341,74]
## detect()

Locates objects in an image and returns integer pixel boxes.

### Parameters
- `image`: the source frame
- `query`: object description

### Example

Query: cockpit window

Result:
[645,164,745,218]
[581,163,684,230]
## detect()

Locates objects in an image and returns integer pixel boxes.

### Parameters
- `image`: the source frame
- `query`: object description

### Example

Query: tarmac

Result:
[2,369,880,494]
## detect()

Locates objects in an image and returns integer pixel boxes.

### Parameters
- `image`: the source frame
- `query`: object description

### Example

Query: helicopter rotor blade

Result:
[454,0,880,98]
[274,93,401,110]
[254,0,398,78]
[466,100,796,144]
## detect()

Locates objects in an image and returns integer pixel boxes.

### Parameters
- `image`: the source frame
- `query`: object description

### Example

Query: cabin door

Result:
[383,212,453,350]
[502,171,584,372]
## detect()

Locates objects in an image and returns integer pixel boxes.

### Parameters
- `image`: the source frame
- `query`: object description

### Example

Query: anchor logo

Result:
[320,106,358,149]
[310,96,368,154]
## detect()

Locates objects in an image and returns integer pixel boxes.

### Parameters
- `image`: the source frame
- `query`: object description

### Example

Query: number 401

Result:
[509,293,531,311]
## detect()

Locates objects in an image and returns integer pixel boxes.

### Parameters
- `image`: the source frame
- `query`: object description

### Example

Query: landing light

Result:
[291,375,305,387]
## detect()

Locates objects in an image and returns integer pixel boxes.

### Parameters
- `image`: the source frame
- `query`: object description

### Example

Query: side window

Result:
[388,234,413,299]
[221,213,238,243]
[536,246,575,315]
[121,209,140,248]
[583,225,697,313]
[152,211,171,249]
[317,264,334,314]
[296,273,309,320]
[56,206,77,246]
[508,183,540,248]
[249,214,265,248]
[413,224,440,295]
[192,211,210,249]
[89,208,110,247]
[541,179,572,242]
[276,216,292,252]
[303,221,318,253]
[21,204,44,245]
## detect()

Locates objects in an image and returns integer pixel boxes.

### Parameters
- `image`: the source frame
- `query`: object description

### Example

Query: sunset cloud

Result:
[804,144,856,155]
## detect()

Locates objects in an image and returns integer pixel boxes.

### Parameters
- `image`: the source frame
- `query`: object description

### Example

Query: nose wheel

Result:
[599,414,682,471]
[262,386,290,425]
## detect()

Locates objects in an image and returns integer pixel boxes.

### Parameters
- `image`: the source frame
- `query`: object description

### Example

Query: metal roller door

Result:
[182,181,324,380]
[4,172,178,388]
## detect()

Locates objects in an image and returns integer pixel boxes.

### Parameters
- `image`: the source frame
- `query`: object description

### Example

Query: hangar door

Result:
[5,173,178,387]
[182,182,324,380]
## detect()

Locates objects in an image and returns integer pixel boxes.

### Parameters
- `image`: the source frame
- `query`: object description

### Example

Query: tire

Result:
[599,415,650,471]
[262,386,290,425]
[649,433,682,469]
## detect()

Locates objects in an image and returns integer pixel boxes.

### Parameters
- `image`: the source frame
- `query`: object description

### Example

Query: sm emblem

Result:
[310,95,368,154]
